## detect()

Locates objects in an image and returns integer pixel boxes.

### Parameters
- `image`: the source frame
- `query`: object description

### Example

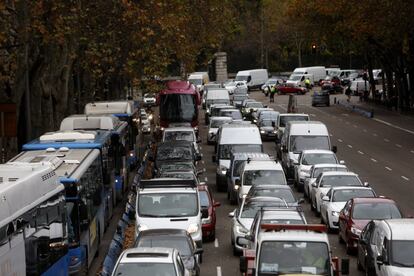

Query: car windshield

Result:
[114,263,176,276]
[233,95,247,100]
[391,240,414,267]
[312,167,347,178]
[243,170,286,186]
[219,110,242,120]
[159,94,196,123]
[279,116,309,128]
[352,203,402,220]
[137,236,192,255]
[246,102,263,108]
[138,193,198,217]
[159,172,195,180]
[332,189,375,202]
[157,146,192,161]
[211,106,231,116]
[302,153,337,165]
[199,191,210,208]
[266,80,278,85]
[241,202,284,218]
[145,93,154,98]
[235,75,249,81]
[260,120,275,127]
[262,219,305,225]
[249,188,295,202]
[164,131,194,142]
[289,135,330,153]
[232,160,246,177]
[289,75,303,81]
[258,241,330,275]
[158,163,194,172]
[219,144,262,159]
[189,78,202,85]
[260,113,278,121]
[210,119,231,128]
[320,175,360,187]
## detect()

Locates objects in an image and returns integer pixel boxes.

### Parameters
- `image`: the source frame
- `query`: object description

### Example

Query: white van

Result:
[188,72,209,92]
[287,66,326,86]
[213,124,262,192]
[205,88,230,114]
[279,121,335,181]
[235,69,268,90]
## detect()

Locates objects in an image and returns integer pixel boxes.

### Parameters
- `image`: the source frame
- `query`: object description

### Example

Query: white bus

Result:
[0,161,68,275]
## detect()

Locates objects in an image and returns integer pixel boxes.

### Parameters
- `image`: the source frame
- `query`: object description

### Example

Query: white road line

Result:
[385,167,392,171]
[358,151,364,155]
[396,144,402,148]
[411,150,414,154]
[373,133,378,137]
[338,139,343,143]
[214,238,219,248]
[217,266,222,276]
[384,138,390,142]
[402,176,410,181]
[371,158,377,163]
[373,118,414,135]
[347,144,353,148]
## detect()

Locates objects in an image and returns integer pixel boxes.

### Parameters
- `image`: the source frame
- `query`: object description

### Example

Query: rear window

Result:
[352,203,402,220]
[243,170,286,186]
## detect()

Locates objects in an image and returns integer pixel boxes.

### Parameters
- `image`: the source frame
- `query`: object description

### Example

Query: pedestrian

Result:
[304,78,311,90]
[269,85,276,103]
[345,86,351,102]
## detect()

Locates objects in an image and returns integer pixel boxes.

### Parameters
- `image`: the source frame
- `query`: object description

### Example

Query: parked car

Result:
[143,93,157,107]
[338,197,403,254]
[357,219,414,275]
[320,186,376,231]
[207,116,232,145]
[261,78,282,95]
[277,83,307,95]
[162,127,201,154]
[321,83,343,94]
[198,184,220,241]
[246,184,304,207]
[134,229,202,276]
[304,164,348,199]
[111,247,190,276]
[312,90,330,106]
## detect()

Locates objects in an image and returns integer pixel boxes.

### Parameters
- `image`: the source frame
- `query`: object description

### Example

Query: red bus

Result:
[157,80,201,131]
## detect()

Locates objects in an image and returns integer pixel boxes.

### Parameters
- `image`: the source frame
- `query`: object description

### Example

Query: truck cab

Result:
[239,224,349,276]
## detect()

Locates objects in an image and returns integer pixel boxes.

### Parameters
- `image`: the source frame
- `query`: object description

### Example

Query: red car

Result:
[277,83,307,95]
[320,75,341,86]
[338,197,402,254]
[198,184,220,241]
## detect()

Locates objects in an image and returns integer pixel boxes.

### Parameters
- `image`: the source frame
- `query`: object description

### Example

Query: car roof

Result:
[261,210,305,221]
[321,171,357,177]
[301,149,335,155]
[243,160,283,171]
[351,197,396,204]
[381,219,414,240]
[157,140,193,147]
[330,186,373,192]
[118,247,175,264]
[231,152,270,160]
[258,230,329,243]
[197,184,210,192]
[279,113,309,117]
[250,184,292,190]
[312,164,347,169]
[138,228,189,238]
[164,127,195,132]
[210,116,233,121]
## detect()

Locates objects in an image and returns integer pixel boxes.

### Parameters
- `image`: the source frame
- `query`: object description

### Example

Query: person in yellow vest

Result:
[304,78,311,90]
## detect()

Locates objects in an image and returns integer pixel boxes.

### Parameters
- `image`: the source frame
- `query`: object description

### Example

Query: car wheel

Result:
[357,256,364,271]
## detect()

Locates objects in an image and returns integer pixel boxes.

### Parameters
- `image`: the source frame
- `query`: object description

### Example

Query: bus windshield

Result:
[160,94,196,123]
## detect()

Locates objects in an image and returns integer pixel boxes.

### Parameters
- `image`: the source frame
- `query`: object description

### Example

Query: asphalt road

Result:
[198,90,414,276]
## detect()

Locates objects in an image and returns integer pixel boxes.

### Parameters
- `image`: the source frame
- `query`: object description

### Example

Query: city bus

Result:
[60,114,129,202]
[84,101,139,168]
[156,80,201,134]
[0,160,68,275]
[12,147,106,274]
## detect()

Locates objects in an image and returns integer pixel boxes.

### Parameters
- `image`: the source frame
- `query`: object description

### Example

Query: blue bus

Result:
[60,114,129,202]
[21,130,114,273]
[84,101,140,168]
[12,147,106,274]
[0,160,68,275]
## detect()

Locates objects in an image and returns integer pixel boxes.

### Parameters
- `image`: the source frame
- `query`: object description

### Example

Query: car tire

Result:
[357,257,364,271]
[233,245,241,256]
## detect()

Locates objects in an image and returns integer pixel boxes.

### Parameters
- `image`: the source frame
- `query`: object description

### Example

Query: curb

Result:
[334,98,374,118]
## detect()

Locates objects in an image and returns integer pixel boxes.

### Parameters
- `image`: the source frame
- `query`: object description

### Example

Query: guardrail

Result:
[334,98,374,118]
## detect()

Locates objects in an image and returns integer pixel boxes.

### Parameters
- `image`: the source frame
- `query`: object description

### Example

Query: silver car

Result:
[207,117,232,144]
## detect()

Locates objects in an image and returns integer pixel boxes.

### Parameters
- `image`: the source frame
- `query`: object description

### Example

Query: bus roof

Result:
[11,148,101,182]
[159,80,197,95]
[0,161,64,228]
[84,100,137,116]
[22,130,111,151]
[60,114,128,133]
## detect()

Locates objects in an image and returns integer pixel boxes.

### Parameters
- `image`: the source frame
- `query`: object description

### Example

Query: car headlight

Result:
[234,185,239,190]
[187,223,199,234]
[260,130,265,134]
[253,119,257,123]
[331,211,339,217]
[148,114,153,120]
[351,226,362,236]
[273,130,277,133]
[236,225,248,234]
[218,165,227,175]
[202,216,212,224]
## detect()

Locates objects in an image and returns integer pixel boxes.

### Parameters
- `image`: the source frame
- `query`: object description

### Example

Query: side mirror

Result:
[298,198,305,204]
[311,182,317,187]
[237,236,250,247]
[272,121,276,127]
[213,201,221,207]
[339,160,345,164]
[341,258,350,275]
[195,248,204,255]
[364,182,369,187]
[322,195,330,202]
[240,256,248,273]
[228,210,235,218]
[263,105,268,108]
[212,155,216,163]
[332,145,338,153]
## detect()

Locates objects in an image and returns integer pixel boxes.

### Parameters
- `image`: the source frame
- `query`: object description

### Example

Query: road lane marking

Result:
[373,118,414,135]
[347,144,353,148]
[217,266,222,276]
[353,125,358,128]
[411,150,414,154]
[396,144,402,148]
[384,138,390,142]
[338,139,343,143]
[371,158,377,163]
[214,238,219,248]
[402,176,410,181]
[373,133,378,137]
[358,151,364,155]
[385,167,392,171]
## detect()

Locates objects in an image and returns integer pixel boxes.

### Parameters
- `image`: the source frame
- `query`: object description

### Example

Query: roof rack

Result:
[139,179,196,189]
[261,224,327,233]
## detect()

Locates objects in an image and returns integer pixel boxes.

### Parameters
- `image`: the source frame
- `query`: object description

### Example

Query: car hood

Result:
[181,255,195,271]
[329,202,346,212]
[385,266,414,275]
[219,159,231,169]
[260,126,274,131]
